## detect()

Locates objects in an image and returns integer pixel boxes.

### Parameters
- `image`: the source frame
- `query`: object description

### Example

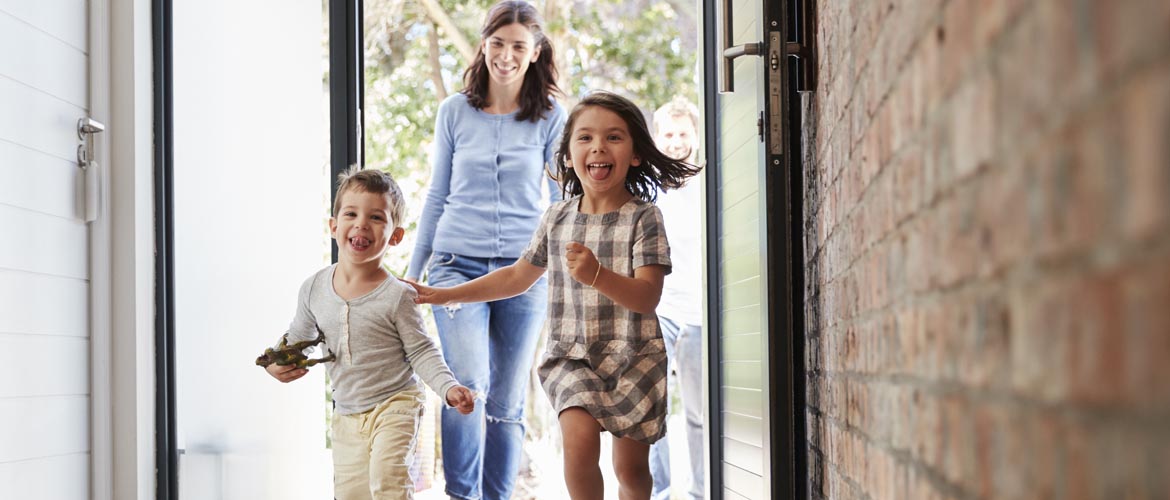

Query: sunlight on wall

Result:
[173,1,332,498]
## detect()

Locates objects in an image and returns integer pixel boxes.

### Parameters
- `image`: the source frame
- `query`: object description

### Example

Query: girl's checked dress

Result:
[521,196,672,444]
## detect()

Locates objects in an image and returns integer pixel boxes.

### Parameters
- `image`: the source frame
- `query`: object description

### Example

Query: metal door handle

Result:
[77,117,106,222]
[77,117,106,169]
[719,0,764,93]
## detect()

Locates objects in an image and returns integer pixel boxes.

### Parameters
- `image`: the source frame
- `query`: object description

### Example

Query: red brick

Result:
[1067,271,1128,406]
[938,0,979,97]
[949,69,996,181]
[1121,256,1170,411]
[1119,62,1170,242]
[956,293,1012,389]
[1092,0,1170,84]
[1009,280,1073,402]
[973,159,1031,275]
[1031,118,1117,261]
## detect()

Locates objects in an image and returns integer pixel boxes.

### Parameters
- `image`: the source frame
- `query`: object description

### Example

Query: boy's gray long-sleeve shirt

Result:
[286,265,459,415]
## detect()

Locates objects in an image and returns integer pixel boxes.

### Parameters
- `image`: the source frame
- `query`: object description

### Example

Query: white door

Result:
[0,0,104,497]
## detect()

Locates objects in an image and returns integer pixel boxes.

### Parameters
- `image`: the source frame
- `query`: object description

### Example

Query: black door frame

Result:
[151,0,363,497]
[155,0,806,497]
[702,0,809,496]
[329,0,363,263]
[152,0,177,497]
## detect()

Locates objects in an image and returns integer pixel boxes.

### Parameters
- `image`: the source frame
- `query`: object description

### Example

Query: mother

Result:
[404,2,564,499]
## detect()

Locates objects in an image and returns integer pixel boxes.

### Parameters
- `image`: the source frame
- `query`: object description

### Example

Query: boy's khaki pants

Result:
[332,389,426,500]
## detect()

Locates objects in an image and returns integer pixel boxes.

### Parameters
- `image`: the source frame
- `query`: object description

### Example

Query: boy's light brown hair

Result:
[332,165,406,228]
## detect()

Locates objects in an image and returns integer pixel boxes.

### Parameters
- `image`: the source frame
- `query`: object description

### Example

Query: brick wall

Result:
[801,0,1170,498]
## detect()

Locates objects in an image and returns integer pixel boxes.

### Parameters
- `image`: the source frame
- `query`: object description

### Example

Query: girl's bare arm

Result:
[564,241,666,315]
[590,264,666,315]
[410,259,545,305]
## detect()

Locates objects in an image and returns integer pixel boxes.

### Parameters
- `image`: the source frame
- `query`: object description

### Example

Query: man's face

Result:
[654,113,698,163]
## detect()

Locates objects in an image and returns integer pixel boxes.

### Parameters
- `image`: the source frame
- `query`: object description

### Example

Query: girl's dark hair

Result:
[553,91,702,202]
[462,0,560,123]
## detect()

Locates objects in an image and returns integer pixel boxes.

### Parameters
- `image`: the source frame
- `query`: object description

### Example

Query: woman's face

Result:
[483,22,540,89]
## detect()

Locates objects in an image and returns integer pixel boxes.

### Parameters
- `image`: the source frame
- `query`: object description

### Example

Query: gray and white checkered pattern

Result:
[523,196,673,443]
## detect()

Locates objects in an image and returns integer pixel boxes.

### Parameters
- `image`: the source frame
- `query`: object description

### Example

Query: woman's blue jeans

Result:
[426,252,547,500]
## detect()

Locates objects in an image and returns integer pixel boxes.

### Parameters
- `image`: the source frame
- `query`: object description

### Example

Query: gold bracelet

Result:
[589,264,602,287]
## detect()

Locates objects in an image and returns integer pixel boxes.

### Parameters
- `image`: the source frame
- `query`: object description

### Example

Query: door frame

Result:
[152,0,178,497]
[701,0,809,496]
[90,0,115,498]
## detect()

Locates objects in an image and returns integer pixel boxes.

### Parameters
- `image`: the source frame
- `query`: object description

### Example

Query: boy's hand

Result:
[446,386,476,415]
[406,281,452,305]
[565,241,602,286]
[266,363,308,383]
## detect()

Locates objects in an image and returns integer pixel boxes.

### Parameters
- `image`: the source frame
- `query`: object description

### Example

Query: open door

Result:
[0,0,111,496]
[702,0,810,497]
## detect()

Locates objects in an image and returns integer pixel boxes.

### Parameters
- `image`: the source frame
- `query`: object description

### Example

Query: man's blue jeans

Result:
[426,252,547,500]
[649,316,705,500]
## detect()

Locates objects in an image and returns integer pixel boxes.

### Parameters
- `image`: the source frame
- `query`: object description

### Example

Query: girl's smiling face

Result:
[483,22,540,88]
[568,105,641,199]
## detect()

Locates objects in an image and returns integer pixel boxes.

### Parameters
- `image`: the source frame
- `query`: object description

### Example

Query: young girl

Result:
[411,91,700,500]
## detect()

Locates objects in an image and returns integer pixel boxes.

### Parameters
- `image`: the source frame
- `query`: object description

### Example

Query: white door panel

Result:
[0,454,89,500]
[0,77,86,161]
[0,396,89,463]
[0,140,81,219]
[0,334,89,398]
[0,11,88,105]
[0,269,88,336]
[0,0,92,493]
[0,204,88,279]
[0,0,88,50]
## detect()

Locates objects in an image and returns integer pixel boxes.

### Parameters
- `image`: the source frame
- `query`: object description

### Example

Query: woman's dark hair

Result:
[462,0,560,123]
[552,91,702,202]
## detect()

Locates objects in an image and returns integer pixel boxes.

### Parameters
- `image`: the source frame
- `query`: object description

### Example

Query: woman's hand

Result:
[406,280,452,305]
[565,241,602,286]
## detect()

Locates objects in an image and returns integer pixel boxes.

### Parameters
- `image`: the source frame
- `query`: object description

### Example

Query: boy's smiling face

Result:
[329,189,403,266]
[568,105,641,199]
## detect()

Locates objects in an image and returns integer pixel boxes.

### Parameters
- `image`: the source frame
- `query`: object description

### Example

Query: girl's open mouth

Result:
[587,162,613,181]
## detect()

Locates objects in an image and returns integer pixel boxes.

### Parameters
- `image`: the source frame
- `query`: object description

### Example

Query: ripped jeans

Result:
[425,252,547,500]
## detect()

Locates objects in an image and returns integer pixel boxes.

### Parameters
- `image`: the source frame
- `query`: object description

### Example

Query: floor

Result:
[415,412,695,500]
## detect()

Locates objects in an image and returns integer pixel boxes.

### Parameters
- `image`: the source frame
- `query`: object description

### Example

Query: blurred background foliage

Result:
[353,0,698,275]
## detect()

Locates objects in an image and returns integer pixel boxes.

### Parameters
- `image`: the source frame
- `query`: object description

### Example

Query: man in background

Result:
[648,96,705,500]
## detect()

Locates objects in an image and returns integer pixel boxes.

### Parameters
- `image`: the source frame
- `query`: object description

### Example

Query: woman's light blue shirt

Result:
[406,93,566,279]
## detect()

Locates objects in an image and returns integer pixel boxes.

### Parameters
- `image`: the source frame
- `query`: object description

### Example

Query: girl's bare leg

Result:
[560,407,604,500]
[612,435,652,500]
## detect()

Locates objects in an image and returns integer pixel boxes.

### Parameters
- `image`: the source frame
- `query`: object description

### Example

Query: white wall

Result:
[172,1,332,498]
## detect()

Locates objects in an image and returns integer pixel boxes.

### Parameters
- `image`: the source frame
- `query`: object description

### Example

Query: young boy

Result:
[265,166,476,500]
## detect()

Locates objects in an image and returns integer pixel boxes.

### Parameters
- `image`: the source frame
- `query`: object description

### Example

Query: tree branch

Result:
[427,23,449,101]
[420,0,476,63]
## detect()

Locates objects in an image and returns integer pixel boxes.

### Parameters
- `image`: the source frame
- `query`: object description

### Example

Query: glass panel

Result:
[173,1,332,498]
[358,1,703,497]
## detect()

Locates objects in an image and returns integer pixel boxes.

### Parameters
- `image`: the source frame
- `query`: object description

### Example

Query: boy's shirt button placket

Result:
[340,303,352,366]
